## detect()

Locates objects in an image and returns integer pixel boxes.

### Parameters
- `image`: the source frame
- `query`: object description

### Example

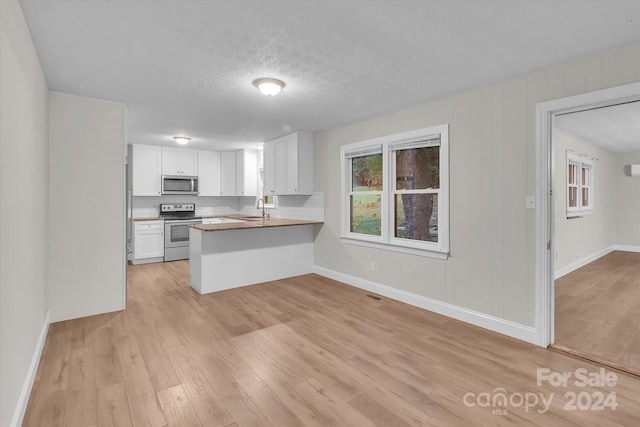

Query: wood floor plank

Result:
[235,373,305,427]
[22,389,67,427]
[165,345,233,427]
[65,347,97,427]
[134,328,181,392]
[157,384,204,427]
[36,354,70,395]
[117,335,167,427]
[96,382,134,427]
[93,327,124,389]
[194,350,271,427]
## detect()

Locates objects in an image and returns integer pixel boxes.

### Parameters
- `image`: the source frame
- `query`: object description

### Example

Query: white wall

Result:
[313,40,640,330]
[615,151,640,247]
[49,92,126,322]
[0,1,50,426]
[553,130,616,271]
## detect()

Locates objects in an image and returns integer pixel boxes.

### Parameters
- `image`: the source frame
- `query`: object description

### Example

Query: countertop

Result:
[133,217,163,221]
[190,217,323,232]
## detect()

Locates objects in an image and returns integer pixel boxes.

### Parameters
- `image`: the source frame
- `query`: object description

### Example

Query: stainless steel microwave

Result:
[162,175,199,195]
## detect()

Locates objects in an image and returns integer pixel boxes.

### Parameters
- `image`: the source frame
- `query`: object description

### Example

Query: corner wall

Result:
[615,151,640,248]
[313,40,640,333]
[0,1,50,425]
[49,92,126,322]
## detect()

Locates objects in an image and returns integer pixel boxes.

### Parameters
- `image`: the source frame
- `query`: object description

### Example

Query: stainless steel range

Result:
[160,203,201,262]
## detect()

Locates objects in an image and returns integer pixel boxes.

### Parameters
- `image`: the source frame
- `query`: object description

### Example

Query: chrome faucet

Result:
[256,198,269,219]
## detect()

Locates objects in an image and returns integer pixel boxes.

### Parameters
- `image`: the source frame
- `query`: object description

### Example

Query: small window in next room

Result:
[566,152,593,217]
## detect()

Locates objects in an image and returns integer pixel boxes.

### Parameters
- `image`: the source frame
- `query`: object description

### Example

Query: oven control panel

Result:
[160,203,195,213]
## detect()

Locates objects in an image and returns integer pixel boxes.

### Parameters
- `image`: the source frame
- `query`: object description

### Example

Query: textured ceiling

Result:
[19,0,640,151]
[555,101,640,153]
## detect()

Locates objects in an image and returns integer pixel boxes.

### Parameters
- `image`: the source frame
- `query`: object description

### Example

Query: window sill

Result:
[341,237,449,260]
[566,210,593,218]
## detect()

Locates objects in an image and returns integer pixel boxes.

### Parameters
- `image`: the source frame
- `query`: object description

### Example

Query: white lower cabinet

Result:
[133,220,165,264]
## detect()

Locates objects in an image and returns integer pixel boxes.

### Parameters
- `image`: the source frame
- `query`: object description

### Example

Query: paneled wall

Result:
[0,1,49,425]
[313,40,640,329]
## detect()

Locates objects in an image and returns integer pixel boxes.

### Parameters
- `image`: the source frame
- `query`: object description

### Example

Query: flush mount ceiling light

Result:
[173,136,191,145]
[253,78,285,96]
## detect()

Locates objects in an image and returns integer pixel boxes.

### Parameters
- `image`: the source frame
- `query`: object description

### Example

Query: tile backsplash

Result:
[239,192,325,221]
[132,192,324,221]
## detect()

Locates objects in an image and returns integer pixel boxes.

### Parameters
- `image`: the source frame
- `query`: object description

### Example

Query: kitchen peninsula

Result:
[189,216,322,294]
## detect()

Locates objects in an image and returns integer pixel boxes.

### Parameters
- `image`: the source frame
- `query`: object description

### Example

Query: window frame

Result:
[341,124,449,259]
[566,152,594,217]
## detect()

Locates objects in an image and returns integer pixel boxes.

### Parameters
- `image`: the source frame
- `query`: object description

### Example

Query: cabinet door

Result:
[162,147,198,175]
[161,147,179,175]
[236,150,245,196]
[236,150,258,196]
[263,142,276,195]
[274,140,287,195]
[134,221,164,259]
[134,231,164,259]
[285,134,299,194]
[219,151,236,196]
[179,149,198,176]
[132,145,162,196]
[197,150,220,196]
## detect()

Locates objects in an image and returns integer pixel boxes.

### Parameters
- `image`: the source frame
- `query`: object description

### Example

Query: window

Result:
[341,124,449,258]
[566,152,593,217]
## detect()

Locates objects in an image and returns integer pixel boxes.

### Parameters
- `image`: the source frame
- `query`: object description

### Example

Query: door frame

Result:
[535,81,640,347]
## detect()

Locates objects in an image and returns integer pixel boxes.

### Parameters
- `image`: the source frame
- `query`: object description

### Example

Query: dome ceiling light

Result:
[253,78,285,96]
[173,136,191,145]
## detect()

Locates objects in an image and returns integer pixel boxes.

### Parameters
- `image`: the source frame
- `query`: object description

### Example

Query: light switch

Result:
[526,196,536,209]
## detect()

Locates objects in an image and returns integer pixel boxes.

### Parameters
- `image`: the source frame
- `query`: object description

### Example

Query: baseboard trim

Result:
[554,246,614,280]
[613,244,640,253]
[312,265,537,345]
[10,309,51,427]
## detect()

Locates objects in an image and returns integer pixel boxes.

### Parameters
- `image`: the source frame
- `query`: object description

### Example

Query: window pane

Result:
[568,163,576,185]
[582,188,589,207]
[350,194,381,235]
[582,166,590,186]
[352,154,382,191]
[396,146,439,190]
[569,187,577,207]
[395,193,438,242]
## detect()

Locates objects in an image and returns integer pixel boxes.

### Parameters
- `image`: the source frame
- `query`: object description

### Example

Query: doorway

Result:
[535,82,640,357]
[551,102,640,375]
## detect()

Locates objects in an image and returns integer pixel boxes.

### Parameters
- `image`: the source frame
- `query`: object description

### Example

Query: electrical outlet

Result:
[370,262,376,272]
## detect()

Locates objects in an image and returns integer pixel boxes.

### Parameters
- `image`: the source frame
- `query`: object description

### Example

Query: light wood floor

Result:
[24,261,640,426]
[555,250,640,376]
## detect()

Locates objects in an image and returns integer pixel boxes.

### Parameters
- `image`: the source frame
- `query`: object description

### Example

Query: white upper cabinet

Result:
[162,147,198,176]
[131,144,162,196]
[263,142,276,195]
[263,131,313,195]
[219,151,236,196]
[197,150,221,196]
[236,149,258,196]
